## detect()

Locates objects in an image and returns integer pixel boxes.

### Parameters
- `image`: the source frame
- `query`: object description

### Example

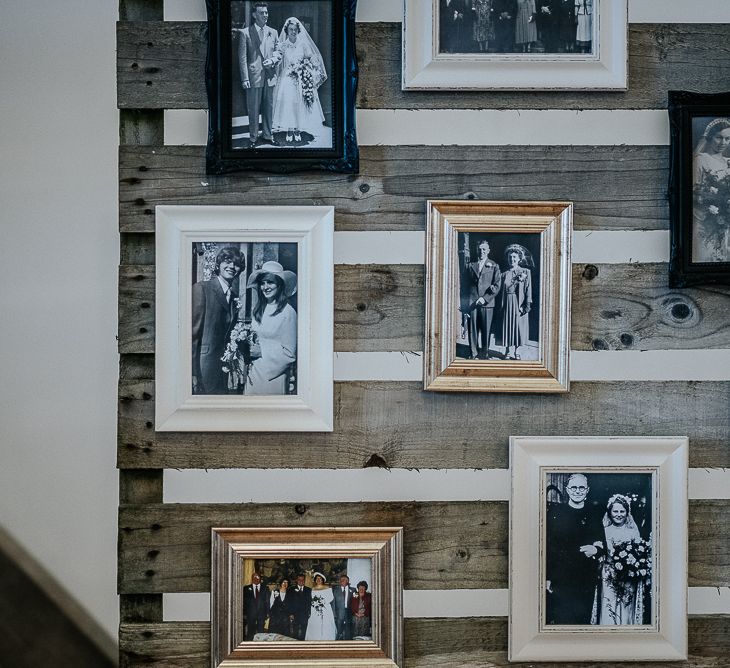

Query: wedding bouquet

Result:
[311,594,326,617]
[287,56,321,109]
[607,537,652,600]
[221,314,257,392]
[695,170,730,256]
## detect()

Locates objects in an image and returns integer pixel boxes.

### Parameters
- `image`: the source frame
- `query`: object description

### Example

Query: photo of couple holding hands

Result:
[233,1,332,149]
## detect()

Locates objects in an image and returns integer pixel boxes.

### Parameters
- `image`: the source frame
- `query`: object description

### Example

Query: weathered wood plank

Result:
[118,367,730,470]
[118,262,730,354]
[117,501,728,594]
[120,594,163,624]
[119,0,163,22]
[117,22,730,111]
[119,617,730,668]
[120,110,164,145]
[119,144,667,232]
[119,470,163,505]
[118,502,508,593]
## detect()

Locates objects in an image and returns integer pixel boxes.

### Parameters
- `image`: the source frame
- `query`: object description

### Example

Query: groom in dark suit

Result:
[288,573,312,640]
[331,574,356,640]
[464,240,502,359]
[191,246,244,395]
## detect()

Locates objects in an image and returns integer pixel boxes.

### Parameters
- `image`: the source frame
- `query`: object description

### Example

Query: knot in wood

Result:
[359,183,370,194]
[455,547,471,562]
[356,302,367,312]
[592,338,608,351]
[294,504,307,515]
[671,303,691,321]
[620,333,634,347]
[582,264,599,280]
[466,192,477,200]
[364,453,389,469]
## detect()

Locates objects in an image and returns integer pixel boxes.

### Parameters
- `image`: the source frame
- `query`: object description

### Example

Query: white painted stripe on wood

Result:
[164,109,669,147]
[330,350,730,382]
[162,587,730,621]
[332,231,670,265]
[163,468,729,504]
[571,350,730,381]
[163,0,730,24]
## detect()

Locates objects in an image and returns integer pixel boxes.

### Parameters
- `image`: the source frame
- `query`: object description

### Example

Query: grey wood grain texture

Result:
[120,594,163,624]
[119,144,668,232]
[119,617,730,667]
[119,0,163,22]
[117,22,730,110]
[119,502,507,593]
[117,501,728,594]
[120,469,163,505]
[120,110,164,145]
[118,360,730,470]
[118,262,730,354]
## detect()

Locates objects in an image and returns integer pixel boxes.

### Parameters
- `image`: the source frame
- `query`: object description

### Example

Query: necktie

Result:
[225,288,231,304]
[254,585,258,599]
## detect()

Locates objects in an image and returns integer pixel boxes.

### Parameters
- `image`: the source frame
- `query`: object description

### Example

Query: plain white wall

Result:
[0,0,119,644]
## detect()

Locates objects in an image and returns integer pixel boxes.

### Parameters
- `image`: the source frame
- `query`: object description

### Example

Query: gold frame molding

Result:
[424,200,573,392]
[211,527,403,667]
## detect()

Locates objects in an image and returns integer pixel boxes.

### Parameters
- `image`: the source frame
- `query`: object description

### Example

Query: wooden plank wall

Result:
[117,1,730,666]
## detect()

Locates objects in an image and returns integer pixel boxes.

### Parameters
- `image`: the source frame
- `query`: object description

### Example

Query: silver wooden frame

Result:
[211,527,404,667]
[424,200,572,392]
[403,0,628,90]
[509,436,689,662]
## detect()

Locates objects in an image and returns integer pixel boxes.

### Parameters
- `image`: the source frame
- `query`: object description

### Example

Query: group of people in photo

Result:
[441,0,594,54]
[236,2,329,148]
[191,244,297,396]
[546,473,653,626]
[458,239,536,361]
[243,572,372,642]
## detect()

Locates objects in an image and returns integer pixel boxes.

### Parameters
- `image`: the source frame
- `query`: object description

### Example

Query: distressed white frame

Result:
[403,0,628,90]
[155,205,334,432]
[509,436,688,662]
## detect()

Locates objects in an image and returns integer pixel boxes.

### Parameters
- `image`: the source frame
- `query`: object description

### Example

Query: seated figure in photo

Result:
[545,473,604,624]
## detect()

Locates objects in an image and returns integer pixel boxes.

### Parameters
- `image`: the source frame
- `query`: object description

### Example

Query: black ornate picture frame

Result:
[205,0,358,175]
[668,90,730,287]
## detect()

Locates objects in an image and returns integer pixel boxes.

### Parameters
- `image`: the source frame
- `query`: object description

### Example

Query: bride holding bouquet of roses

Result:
[272,17,328,146]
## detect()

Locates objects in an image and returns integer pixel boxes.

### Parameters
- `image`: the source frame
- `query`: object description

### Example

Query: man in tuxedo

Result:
[238,2,283,147]
[440,0,472,53]
[331,574,356,640]
[464,240,502,359]
[243,572,270,640]
[288,573,312,641]
[191,246,244,395]
[493,0,517,52]
[545,473,605,624]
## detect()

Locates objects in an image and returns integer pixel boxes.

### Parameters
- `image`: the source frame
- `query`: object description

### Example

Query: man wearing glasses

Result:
[545,473,604,625]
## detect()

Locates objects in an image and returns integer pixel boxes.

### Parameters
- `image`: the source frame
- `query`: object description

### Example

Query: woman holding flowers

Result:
[305,573,337,641]
[272,17,327,145]
[501,244,533,360]
[594,495,648,625]
[245,261,297,395]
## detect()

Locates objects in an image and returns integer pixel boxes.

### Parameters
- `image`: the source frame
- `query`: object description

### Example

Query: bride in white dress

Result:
[272,17,327,144]
[305,572,337,641]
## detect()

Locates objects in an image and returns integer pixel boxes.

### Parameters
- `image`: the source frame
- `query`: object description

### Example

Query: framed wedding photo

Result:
[402,0,627,90]
[205,0,359,174]
[211,527,403,667]
[668,90,730,287]
[155,205,334,431]
[509,436,688,662]
[424,200,572,392]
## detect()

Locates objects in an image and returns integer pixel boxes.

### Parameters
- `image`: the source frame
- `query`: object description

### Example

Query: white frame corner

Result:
[155,205,334,432]
[403,0,628,91]
[509,436,688,662]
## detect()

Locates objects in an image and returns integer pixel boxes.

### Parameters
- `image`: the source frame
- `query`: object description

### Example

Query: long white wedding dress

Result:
[305,587,336,641]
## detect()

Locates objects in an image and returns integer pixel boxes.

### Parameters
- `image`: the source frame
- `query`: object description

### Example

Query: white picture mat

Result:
[155,205,334,431]
[403,0,628,90]
[509,436,688,662]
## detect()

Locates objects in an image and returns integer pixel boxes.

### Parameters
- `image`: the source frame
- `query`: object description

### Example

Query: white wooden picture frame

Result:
[155,205,334,432]
[403,0,628,91]
[509,436,688,662]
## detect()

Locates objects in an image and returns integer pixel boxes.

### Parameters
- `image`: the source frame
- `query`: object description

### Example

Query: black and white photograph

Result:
[424,200,571,393]
[456,232,541,362]
[239,558,373,642]
[155,205,333,432]
[510,437,688,662]
[439,0,596,55]
[206,0,359,174]
[545,471,654,627]
[691,116,730,264]
[191,241,298,397]
[668,91,730,287]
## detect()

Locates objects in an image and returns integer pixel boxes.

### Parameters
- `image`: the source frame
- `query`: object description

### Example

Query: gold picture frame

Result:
[424,200,572,392]
[211,527,403,667]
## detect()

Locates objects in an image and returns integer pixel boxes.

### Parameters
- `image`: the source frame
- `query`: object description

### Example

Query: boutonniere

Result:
[274,590,280,597]
[352,592,359,598]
